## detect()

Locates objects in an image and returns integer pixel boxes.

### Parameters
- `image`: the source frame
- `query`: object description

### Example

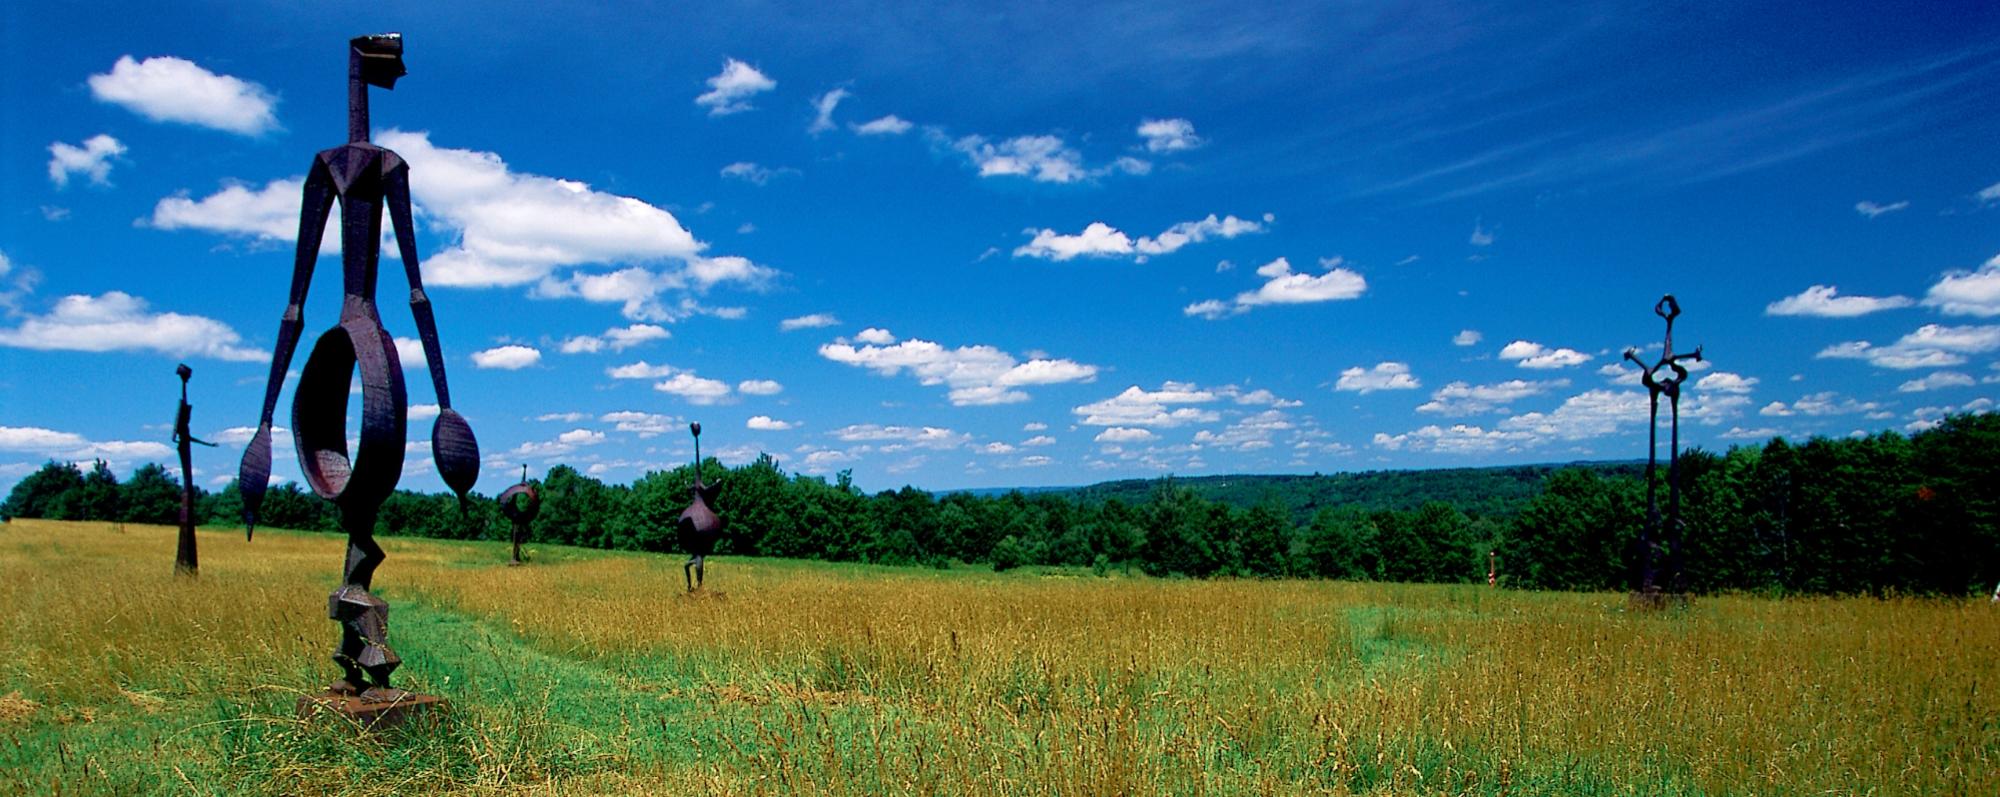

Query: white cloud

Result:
[601,410,678,436]
[471,344,541,370]
[0,291,264,361]
[1136,118,1202,153]
[1187,257,1368,319]
[1417,378,1566,415]
[1719,426,1782,440]
[977,442,1017,455]
[1498,340,1591,369]
[1193,410,1294,451]
[1372,424,1527,454]
[853,115,914,136]
[808,88,849,135]
[607,360,676,379]
[1922,254,2000,317]
[145,178,317,246]
[747,415,795,431]
[1765,285,1914,317]
[1227,387,1303,408]
[0,425,172,464]
[1817,323,2000,369]
[1897,371,1974,392]
[409,403,441,422]
[1759,392,1882,417]
[696,59,776,116]
[820,333,1097,406]
[780,313,840,331]
[1335,362,1420,394]
[737,379,783,395]
[952,134,1087,183]
[1022,435,1056,447]
[394,336,427,368]
[1014,213,1268,262]
[1453,329,1482,346]
[535,412,589,423]
[853,327,897,345]
[88,55,277,135]
[1469,220,1495,246]
[557,428,607,446]
[1855,200,1909,218]
[1978,181,2000,204]
[1074,383,1220,427]
[561,323,669,354]
[721,161,790,186]
[48,135,126,188]
[1094,427,1157,443]
[655,372,732,404]
[1695,372,1759,394]
[1498,389,1649,441]
[830,424,969,450]
[1022,422,1048,431]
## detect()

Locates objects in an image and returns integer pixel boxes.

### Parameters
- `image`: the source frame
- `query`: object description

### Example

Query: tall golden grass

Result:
[2,518,1995,795]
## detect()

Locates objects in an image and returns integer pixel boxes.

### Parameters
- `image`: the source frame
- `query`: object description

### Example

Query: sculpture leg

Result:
[694,555,705,589]
[685,557,695,592]
[174,439,199,575]
[341,507,385,590]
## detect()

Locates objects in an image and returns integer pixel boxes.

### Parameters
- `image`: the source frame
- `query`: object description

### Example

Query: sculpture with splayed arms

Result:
[497,466,540,566]
[173,364,217,576]
[238,34,478,706]
[678,423,725,591]
[1623,295,1702,601]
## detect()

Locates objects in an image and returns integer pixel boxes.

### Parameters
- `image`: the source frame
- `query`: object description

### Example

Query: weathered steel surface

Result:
[237,34,477,693]
[497,466,540,565]
[173,363,216,576]
[678,423,725,591]
[1622,295,1702,596]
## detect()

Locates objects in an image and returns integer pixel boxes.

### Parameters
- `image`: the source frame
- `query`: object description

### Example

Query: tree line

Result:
[6,412,1997,595]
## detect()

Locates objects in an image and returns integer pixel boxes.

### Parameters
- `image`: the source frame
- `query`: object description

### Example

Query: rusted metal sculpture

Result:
[238,34,477,709]
[497,465,540,565]
[678,423,724,591]
[1623,295,1702,600]
[173,364,217,576]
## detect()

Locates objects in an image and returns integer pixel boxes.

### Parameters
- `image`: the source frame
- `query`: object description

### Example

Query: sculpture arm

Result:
[385,163,481,501]
[239,158,336,534]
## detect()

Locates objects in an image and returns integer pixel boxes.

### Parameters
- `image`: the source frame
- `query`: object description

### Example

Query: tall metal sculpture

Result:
[1623,295,1702,599]
[173,364,216,576]
[238,34,479,706]
[497,465,540,566]
[678,423,724,591]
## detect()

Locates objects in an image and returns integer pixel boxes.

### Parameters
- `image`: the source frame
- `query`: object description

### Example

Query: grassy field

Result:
[2,518,1996,795]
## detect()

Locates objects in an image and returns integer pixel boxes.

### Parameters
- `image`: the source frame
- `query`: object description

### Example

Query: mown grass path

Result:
[3,519,1997,795]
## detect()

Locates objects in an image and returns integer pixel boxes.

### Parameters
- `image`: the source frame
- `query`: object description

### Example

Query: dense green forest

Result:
[7,413,1998,595]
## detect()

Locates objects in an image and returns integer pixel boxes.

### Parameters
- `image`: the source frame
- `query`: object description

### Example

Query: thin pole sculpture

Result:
[1622,295,1702,597]
[173,364,216,576]
[677,423,724,591]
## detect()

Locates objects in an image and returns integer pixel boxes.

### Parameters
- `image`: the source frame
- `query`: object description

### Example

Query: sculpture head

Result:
[176,363,192,382]
[350,33,406,90]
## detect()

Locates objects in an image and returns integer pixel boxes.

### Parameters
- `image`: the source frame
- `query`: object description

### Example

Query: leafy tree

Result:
[51,460,122,521]
[119,463,185,525]
[1302,506,1376,579]
[990,535,1030,572]
[1500,468,1638,591]
[1236,499,1292,578]
[2,461,85,519]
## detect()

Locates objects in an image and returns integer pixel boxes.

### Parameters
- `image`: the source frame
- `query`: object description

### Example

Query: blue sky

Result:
[4,1,1999,496]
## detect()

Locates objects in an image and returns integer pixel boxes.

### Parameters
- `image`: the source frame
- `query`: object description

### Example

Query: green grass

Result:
[3,518,1996,795]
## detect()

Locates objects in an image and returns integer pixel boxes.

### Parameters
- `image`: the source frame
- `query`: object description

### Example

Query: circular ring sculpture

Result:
[497,476,540,565]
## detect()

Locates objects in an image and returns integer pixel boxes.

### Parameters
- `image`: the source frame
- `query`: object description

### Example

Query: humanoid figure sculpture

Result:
[173,364,217,576]
[677,423,725,591]
[237,34,479,697]
[1622,295,1702,595]
[497,465,540,565]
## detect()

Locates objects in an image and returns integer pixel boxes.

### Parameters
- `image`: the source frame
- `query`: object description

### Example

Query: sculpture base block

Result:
[297,688,445,730]
[1627,590,1693,611]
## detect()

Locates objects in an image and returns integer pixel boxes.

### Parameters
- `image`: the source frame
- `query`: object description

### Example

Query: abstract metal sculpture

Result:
[173,364,216,576]
[677,423,724,591]
[238,34,478,703]
[497,465,540,565]
[1623,295,1702,598]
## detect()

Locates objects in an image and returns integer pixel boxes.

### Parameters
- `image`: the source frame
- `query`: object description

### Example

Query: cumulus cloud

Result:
[1335,362,1420,394]
[1022,434,1056,446]
[853,115,913,136]
[1186,257,1368,319]
[1977,181,2000,204]
[1014,213,1269,262]
[721,161,795,186]
[394,337,427,368]
[471,344,541,370]
[1372,424,1526,454]
[808,88,849,135]
[747,415,795,431]
[0,291,264,361]
[1469,219,1495,246]
[1695,372,1759,394]
[1760,392,1882,417]
[952,134,1086,183]
[1453,329,1482,346]
[830,424,970,450]
[819,330,1097,406]
[1922,253,2000,317]
[1817,323,2000,369]
[1093,427,1157,443]
[1855,200,1909,218]
[1765,285,1914,317]
[696,59,776,116]
[1417,379,1566,415]
[1498,340,1591,369]
[1897,371,1974,392]
[601,410,678,436]
[145,177,320,247]
[1137,118,1202,153]
[780,313,840,331]
[0,425,173,464]
[88,55,278,135]
[1073,383,1220,427]
[560,323,669,354]
[1193,410,1294,451]
[737,379,783,395]
[853,327,896,345]
[1497,389,1649,441]
[655,372,732,404]
[48,135,126,188]
[607,360,676,379]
